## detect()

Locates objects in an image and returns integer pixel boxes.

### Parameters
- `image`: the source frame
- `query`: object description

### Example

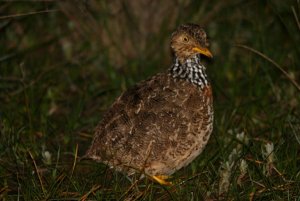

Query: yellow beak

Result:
[192,47,213,58]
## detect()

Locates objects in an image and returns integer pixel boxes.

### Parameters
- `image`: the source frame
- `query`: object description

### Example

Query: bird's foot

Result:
[151,175,172,186]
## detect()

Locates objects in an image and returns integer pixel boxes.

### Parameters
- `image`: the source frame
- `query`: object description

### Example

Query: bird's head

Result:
[171,23,212,64]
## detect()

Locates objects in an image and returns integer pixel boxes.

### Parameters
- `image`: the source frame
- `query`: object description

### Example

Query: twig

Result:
[291,6,300,31]
[28,151,46,195]
[235,44,300,92]
[70,144,79,179]
[289,121,300,145]
[80,185,101,201]
[118,179,141,201]
[0,9,58,20]
[0,186,9,197]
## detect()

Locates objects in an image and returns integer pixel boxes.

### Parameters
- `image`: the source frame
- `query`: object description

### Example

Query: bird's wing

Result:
[86,73,211,170]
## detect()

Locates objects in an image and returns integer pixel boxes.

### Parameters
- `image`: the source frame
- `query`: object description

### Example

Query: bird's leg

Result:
[151,175,172,186]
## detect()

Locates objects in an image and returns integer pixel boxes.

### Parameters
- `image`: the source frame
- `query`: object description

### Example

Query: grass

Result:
[0,0,300,200]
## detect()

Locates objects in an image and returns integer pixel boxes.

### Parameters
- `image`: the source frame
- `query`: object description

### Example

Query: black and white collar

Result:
[170,55,209,89]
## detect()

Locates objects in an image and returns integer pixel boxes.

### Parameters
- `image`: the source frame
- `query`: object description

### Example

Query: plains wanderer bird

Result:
[86,23,214,185]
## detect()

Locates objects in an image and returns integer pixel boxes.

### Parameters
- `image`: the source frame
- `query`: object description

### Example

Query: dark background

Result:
[0,0,299,200]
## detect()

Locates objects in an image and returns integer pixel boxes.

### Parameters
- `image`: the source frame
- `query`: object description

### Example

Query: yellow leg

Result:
[151,175,172,186]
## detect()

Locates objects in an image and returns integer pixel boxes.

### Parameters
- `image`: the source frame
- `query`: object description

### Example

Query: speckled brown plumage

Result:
[86,23,214,182]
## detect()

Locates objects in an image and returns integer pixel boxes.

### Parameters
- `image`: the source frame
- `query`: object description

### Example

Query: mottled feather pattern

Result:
[87,73,213,175]
[86,23,214,179]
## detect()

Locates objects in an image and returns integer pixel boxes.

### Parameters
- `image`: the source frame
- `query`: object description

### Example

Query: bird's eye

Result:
[182,36,189,42]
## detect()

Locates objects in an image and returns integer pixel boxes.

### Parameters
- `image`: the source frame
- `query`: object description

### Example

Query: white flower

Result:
[262,142,275,176]
[237,159,248,186]
[263,142,274,164]
[239,159,248,174]
[236,131,249,144]
[42,150,52,165]
[219,148,237,195]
